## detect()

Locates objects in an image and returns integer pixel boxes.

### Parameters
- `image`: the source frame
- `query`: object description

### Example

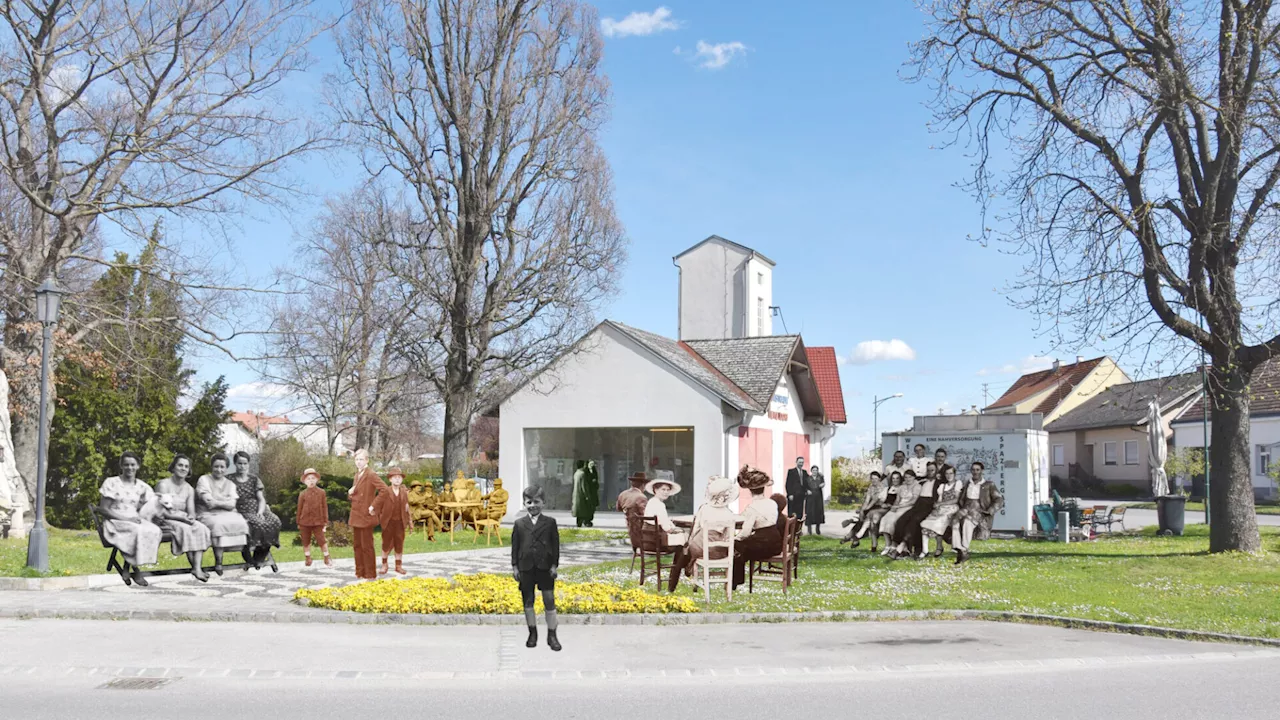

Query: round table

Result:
[438,501,483,544]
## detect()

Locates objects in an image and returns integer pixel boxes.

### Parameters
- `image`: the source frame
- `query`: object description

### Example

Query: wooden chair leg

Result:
[630,549,637,573]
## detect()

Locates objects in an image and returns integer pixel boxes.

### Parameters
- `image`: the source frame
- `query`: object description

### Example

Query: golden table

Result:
[438,501,483,544]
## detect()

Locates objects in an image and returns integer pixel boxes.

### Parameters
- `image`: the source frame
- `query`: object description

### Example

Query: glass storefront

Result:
[523,427,695,515]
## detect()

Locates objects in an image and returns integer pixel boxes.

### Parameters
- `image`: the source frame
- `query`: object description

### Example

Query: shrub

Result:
[295,574,700,614]
[290,520,353,548]
[259,437,310,505]
[831,455,876,502]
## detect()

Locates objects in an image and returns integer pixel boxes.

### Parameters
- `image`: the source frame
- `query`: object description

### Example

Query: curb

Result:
[2,604,1277,648]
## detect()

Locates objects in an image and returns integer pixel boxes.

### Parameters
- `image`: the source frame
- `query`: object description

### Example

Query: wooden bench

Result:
[1093,506,1127,533]
[90,506,279,586]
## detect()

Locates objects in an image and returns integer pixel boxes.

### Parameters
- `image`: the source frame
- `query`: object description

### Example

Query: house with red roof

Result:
[486,236,846,516]
[984,356,1131,424]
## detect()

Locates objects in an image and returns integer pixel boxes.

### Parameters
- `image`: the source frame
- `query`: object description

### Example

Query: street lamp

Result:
[872,393,903,459]
[26,276,65,573]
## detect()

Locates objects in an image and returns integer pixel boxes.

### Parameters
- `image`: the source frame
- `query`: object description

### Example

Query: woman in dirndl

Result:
[919,465,963,558]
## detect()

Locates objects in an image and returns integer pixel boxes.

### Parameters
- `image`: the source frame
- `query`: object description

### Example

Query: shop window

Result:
[1104,442,1118,465]
[522,427,694,514]
[1052,444,1065,466]
[1124,440,1139,465]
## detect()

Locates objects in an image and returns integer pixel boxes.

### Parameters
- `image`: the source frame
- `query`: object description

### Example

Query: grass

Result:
[0,525,624,578]
[560,525,1280,639]
[1119,500,1280,515]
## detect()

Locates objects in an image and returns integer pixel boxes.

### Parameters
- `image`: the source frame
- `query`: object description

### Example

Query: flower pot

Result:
[1156,495,1187,536]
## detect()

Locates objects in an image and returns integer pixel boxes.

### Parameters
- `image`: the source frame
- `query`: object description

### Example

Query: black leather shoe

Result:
[547,630,561,652]
[130,569,149,587]
[526,627,538,648]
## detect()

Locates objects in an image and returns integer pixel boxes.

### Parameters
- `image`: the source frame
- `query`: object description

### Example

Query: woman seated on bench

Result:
[195,452,251,576]
[154,453,212,582]
[229,450,281,569]
[97,451,163,587]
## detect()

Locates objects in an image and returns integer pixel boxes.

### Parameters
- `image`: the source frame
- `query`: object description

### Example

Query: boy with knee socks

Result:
[511,485,561,651]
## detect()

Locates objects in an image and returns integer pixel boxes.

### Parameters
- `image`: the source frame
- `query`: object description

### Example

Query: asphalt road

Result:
[2,618,1277,719]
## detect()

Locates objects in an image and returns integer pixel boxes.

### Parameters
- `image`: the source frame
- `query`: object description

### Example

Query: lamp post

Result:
[1199,313,1210,528]
[872,393,903,459]
[25,276,65,573]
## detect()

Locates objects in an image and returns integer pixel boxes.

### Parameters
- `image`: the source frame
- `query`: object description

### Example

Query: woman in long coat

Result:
[229,450,281,568]
[803,464,826,535]
[571,460,600,527]
[153,453,211,582]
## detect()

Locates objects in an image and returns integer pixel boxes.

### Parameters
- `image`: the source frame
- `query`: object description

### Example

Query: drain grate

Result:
[98,677,173,690]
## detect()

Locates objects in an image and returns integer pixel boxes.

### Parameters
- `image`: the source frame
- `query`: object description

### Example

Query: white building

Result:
[217,412,351,458]
[490,238,846,517]
[1170,359,1280,500]
[674,235,774,340]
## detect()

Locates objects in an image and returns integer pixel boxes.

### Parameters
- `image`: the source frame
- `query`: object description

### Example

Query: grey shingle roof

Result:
[683,335,800,408]
[607,322,760,410]
[1045,372,1203,433]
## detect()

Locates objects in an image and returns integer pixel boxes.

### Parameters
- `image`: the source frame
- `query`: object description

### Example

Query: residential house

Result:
[217,411,351,458]
[1171,359,1280,500]
[984,356,1131,424]
[1044,373,1203,492]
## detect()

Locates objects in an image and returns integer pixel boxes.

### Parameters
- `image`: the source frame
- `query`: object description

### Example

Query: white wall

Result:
[1172,416,1280,499]
[498,325,729,519]
[676,240,749,340]
[746,256,773,337]
[742,372,833,499]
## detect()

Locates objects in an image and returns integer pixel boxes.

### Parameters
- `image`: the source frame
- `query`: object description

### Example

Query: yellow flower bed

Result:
[295,574,701,615]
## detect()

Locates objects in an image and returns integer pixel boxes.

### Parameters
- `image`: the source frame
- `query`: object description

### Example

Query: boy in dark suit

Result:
[511,485,561,651]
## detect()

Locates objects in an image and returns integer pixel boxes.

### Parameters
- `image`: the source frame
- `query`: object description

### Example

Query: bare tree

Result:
[911,0,1280,551]
[257,188,432,456]
[328,0,627,478]
[0,0,326,514]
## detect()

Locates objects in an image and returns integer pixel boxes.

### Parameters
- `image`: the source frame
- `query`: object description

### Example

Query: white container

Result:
[882,414,1051,534]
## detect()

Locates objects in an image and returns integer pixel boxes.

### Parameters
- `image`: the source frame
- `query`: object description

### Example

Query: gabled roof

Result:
[607,322,760,411]
[985,357,1107,415]
[683,335,801,408]
[805,346,846,424]
[1045,372,1203,433]
[1174,358,1280,422]
[673,235,776,267]
[230,411,291,434]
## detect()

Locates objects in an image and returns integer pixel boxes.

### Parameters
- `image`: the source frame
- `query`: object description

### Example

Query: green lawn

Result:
[561,525,1280,639]
[0,526,623,578]
[1120,501,1280,516]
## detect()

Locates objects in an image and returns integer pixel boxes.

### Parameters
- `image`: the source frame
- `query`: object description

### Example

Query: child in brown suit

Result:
[375,467,413,575]
[296,468,331,567]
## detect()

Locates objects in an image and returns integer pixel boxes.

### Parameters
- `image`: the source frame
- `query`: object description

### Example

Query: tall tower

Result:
[673,235,774,340]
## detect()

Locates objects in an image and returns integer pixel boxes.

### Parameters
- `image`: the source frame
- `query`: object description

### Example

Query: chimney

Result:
[1076,355,1085,363]
[1052,359,1061,371]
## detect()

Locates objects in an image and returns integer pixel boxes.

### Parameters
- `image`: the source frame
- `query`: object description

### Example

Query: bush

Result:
[831,455,877,502]
[290,520,353,548]
[259,437,310,505]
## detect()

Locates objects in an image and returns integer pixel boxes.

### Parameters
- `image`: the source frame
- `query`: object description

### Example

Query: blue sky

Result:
[173,1,1105,456]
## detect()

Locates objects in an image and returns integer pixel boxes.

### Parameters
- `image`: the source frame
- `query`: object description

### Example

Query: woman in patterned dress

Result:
[919,465,963,557]
[229,450,281,569]
[878,469,921,556]
[97,451,163,586]
[840,471,890,551]
[195,452,250,575]
[153,453,211,582]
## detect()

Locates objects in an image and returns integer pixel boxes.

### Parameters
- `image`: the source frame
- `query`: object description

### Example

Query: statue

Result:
[482,477,510,521]
[407,481,442,540]
[454,474,484,526]
[0,369,29,538]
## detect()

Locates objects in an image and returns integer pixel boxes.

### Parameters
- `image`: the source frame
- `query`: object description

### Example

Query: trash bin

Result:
[1156,495,1187,536]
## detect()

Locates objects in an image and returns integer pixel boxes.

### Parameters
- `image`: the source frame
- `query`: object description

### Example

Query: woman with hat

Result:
[731,466,783,590]
[669,475,738,591]
[642,476,688,552]
[375,467,413,575]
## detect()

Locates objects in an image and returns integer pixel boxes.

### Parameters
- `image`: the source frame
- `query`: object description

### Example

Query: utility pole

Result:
[982,383,990,407]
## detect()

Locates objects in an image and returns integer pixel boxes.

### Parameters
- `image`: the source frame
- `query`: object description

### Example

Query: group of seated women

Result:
[633,465,788,593]
[97,450,281,586]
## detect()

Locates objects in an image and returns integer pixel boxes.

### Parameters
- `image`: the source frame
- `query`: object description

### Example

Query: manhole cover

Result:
[98,678,173,690]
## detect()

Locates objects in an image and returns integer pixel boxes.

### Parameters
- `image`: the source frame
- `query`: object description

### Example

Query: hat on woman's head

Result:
[644,478,682,496]
[705,475,735,504]
[736,465,771,490]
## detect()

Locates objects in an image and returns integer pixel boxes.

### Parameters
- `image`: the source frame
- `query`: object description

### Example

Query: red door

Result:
[738,427,774,509]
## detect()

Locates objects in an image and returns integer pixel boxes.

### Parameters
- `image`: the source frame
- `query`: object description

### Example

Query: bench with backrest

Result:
[1094,506,1127,533]
[90,505,278,586]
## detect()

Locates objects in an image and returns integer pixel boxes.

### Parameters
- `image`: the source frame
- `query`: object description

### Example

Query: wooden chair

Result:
[472,518,501,545]
[748,516,798,594]
[690,522,735,602]
[625,511,645,573]
[1095,506,1127,533]
[637,515,678,592]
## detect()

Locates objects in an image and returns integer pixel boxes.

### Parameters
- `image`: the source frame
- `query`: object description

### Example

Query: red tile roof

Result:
[807,346,847,424]
[985,357,1106,415]
[231,411,291,434]
[1176,358,1280,420]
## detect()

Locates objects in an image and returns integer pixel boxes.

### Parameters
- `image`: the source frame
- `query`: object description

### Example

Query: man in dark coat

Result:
[511,485,561,651]
[784,456,809,519]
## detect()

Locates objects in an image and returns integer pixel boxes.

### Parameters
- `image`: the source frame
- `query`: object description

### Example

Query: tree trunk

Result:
[442,381,472,483]
[1207,365,1261,553]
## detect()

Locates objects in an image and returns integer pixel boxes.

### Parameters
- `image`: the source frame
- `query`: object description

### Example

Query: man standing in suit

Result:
[347,448,385,580]
[511,484,561,651]
[785,456,809,519]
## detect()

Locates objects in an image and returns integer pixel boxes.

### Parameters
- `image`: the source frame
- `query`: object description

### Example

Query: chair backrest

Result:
[624,509,645,550]
[1111,506,1126,518]
[700,521,735,566]
[1033,504,1057,533]
[88,505,112,549]
[639,514,666,552]
[1093,505,1108,513]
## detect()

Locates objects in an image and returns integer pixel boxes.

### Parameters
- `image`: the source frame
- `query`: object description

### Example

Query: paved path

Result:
[2,619,1277,719]
[1076,499,1280,528]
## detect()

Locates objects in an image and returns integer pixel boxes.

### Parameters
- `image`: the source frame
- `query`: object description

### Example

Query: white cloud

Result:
[601,7,680,38]
[226,381,297,414]
[849,339,917,365]
[46,64,83,105]
[693,40,747,69]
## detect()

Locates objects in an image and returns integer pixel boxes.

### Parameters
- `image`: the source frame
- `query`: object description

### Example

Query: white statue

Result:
[0,368,30,537]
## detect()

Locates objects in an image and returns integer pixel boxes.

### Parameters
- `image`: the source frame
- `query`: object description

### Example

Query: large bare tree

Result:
[0,0,325,517]
[911,0,1280,551]
[328,0,626,477]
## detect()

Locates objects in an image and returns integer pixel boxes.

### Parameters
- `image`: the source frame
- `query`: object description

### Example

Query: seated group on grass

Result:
[97,450,281,586]
[623,465,789,593]
[840,446,1004,565]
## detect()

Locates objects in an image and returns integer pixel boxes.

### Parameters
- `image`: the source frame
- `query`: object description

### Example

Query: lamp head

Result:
[35,276,66,325]
[892,393,903,398]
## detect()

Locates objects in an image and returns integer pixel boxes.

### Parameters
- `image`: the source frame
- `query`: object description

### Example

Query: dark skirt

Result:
[732,526,783,587]
[892,496,936,551]
[804,491,825,526]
